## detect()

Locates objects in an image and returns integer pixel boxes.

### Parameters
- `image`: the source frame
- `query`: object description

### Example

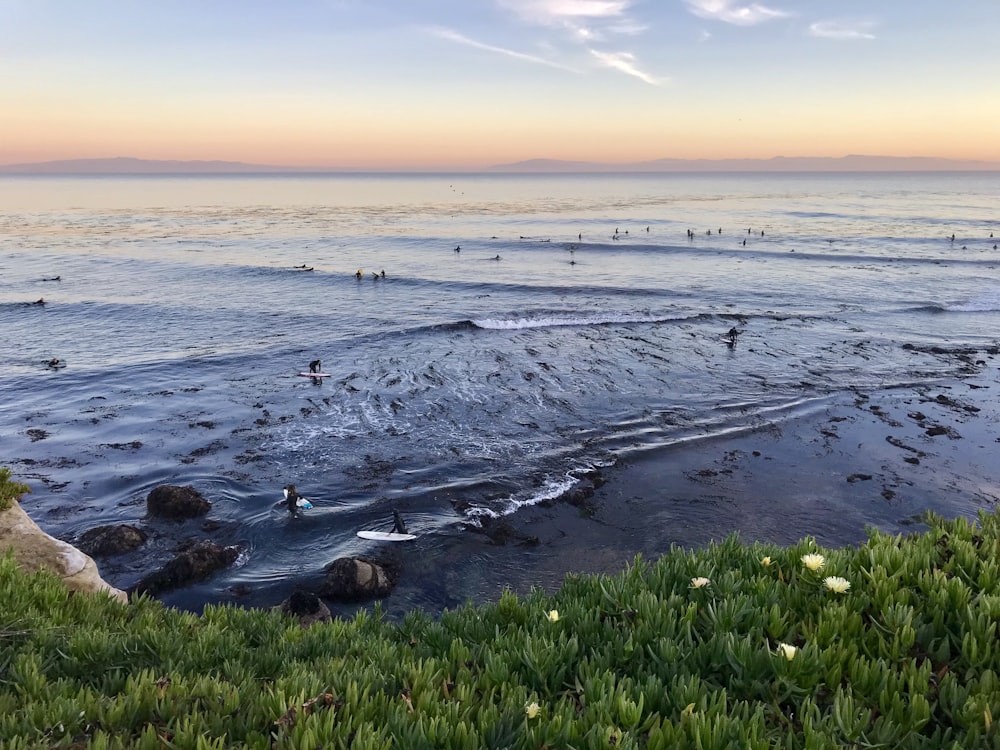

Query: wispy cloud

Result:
[809,21,876,40]
[498,0,661,86]
[499,0,632,26]
[590,50,664,86]
[685,0,789,26]
[428,27,580,73]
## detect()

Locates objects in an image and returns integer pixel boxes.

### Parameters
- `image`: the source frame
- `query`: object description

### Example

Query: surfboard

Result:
[357,530,416,542]
[298,372,332,378]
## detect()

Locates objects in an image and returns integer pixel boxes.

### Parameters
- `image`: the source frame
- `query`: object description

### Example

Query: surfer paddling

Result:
[309,359,322,374]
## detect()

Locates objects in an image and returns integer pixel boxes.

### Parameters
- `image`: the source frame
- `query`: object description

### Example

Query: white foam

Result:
[946,288,1000,312]
[466,475,577,519]
[471,311,670,330]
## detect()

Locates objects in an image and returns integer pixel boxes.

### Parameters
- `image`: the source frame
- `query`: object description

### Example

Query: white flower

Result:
[777,643,798,660]
[547,609,559,623]
[525,701,540,719]
[801,553,825,571]
[690,577,711,589]
[823,576,851,594]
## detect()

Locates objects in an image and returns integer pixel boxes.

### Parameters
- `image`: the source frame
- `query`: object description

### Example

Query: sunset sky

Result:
[2,0,998,169]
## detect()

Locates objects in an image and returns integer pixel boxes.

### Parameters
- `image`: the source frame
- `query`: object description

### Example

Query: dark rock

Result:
[925,425,952,437]
[147,485,211,519]
[319,557,399,601]
[274,590,332,628]
[132,540,240,596]
[77,524,147,557]
[846,473,873,483]
[465,516,539,547]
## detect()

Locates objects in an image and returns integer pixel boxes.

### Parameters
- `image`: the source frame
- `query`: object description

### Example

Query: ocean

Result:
[2,171,999,614]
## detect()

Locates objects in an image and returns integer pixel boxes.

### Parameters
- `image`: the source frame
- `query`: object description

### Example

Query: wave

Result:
[470,310,685,330]
[945,289,1000,313]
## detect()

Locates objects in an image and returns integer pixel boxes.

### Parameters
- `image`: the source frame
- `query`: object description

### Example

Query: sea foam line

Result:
[471,311,676,330]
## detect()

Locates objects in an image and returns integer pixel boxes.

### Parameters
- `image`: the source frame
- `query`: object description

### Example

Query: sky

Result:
[2,0,998,169]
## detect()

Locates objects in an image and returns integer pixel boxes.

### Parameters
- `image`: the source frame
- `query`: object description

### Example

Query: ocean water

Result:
[2,172,999,612]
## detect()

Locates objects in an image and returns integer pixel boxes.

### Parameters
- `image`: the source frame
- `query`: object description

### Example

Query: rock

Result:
[0,501,127,602]
[274,590,332,628]
[319,557,399,601]
[464,516,539,547]
[77,524,147,557]
[132,540,240,596]
[146,485,211,520]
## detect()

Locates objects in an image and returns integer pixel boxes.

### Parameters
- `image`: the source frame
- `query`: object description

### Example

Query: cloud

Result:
[685,0,789,26]
[809,21,876,40]
[590,49,664,86]
[499,0,632,26]
[428,27,580,72]
[498,0,661,85]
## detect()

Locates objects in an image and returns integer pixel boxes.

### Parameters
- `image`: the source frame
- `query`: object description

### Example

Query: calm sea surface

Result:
[2,172,998,612]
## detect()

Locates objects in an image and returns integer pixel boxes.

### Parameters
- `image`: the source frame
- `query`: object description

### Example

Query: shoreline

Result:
[9,349,998,619]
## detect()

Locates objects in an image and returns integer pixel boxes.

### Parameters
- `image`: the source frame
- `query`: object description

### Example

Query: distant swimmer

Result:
[46,358,63,369]
[455,245,461,252]
[380,269,386,278]
[493,254,501,260]
[33,298,45,305]
[309,359,322,374]
[294,264,308,269]
[42,275,61,281]
[355,269,363,279]
[578,233,582,240]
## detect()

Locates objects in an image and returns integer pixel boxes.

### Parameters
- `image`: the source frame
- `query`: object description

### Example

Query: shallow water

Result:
[2,171,999,613]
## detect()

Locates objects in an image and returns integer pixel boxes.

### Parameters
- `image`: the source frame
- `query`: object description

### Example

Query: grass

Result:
[3,498,1000,748]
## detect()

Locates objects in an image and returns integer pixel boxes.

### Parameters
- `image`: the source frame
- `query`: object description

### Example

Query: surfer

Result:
[46,358,62,368]
[309,359,322,374]
[392,509,408,535]
[284,484,301,515]
[355,269,363,279]
[725,327,740,344]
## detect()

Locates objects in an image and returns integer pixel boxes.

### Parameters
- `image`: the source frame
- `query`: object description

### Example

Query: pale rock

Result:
[0,501,128,603]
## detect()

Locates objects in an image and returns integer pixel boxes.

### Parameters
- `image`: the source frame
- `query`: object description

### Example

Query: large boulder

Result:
[132,540,240,596]
[319,557,399,601]
[0,501,127,602]
[77,524,147,557]
[147,485,211,520]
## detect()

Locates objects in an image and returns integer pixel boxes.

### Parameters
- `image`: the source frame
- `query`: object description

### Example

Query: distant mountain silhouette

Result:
[489,155,1000,172]
[0,157,317,174]
[1,154,997,174]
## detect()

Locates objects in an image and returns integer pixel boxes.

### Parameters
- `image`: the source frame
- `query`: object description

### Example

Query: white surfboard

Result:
[357,530,416,542]
[298,372,332,378]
